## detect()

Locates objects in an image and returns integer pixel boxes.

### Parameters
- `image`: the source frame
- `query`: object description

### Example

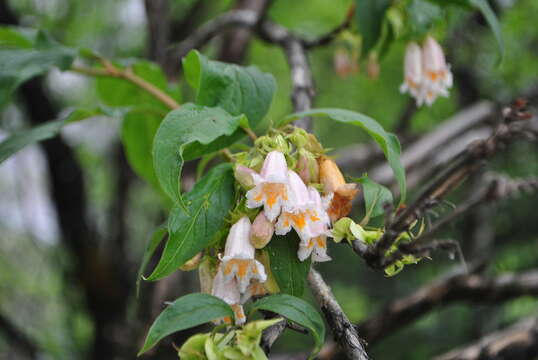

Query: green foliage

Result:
[136,225,167,297]
[0,27,75,107]
[407,0,444,36]
[121,111,161,186]
[251,294,326,357]
[138,293,234,355]
[0,107,101,164]
[183,50,276,130]
[96,60,177,110]
[285,108,406,203]
[426,0,503,60]
[146,164,235,281]
[152,104,245,206]
[265,232,311,297]
[356,176,394,220]
[354,0,391,57]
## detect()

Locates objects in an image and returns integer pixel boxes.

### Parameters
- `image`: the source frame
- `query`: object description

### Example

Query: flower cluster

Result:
[210,147,359,324]
[400,36,453,107]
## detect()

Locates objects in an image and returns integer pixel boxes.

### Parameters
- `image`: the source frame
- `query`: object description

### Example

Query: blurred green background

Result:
[1,0,537,359]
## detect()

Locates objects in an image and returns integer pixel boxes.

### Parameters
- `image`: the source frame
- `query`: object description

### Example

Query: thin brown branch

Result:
[71,63,180,110]
[353,101,537,270]
[302,4,355,49]
[324,266,538,358]
[433,317,538,360]
[308,268,369,360]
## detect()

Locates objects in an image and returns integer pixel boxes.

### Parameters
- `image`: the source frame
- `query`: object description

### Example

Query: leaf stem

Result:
[241,124,258,141]
[220,148,235,162]
[71,60,180,110]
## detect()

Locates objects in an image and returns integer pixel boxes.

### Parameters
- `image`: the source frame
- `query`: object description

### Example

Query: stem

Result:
[241,125,258,141]
[220,148,235,162]
[71,62,180,110]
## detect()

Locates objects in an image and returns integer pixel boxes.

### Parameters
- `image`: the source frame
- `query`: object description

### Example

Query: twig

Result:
[354,101,537,270]
[433,317,538,360]
[302,4,355,49]
[71,62,180,110]
[324,265,538,358]
[308,268,369,360]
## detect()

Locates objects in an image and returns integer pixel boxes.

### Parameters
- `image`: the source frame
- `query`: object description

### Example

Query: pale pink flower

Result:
[220,217,267,293]
[275,175,331,258]
[297,236,331,263]
[400,42,423,102]
[246,151,289,221]
[250,211,274,249]
[421,36,453,106]
[211,269,246,325]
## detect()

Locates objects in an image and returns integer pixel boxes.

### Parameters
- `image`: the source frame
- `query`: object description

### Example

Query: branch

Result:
[324,266,538,358]
[0,312,38,359]
[259,21,315,130]
[144,0,171,72]
[308,268,369,360]
[433,317,538,360]
[354,100,537,269]
[218,0,274,63]
[71,61,180,109]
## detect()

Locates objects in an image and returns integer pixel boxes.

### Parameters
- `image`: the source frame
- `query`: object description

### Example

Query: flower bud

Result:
[234,165,256,189]
[334,47,359,78]
[250,212,274,249]
[198,257,216,294]
[296,151,319,185]
[180,252,203,271]
[318,156,346,194]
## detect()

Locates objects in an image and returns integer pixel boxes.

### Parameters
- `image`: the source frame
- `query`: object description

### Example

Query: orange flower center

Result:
[257,183,288,208]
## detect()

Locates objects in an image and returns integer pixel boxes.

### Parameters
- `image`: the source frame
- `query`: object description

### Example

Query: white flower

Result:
[421,35,453,106]
[297,236,331,263]
[246,151,289,221]
[400,37,453,107]
[400,42,423,102]
[211,269,246,325]
[220,217,267,293]
[275,175,331,259]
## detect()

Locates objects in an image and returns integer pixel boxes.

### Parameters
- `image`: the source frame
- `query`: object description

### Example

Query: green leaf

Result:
[408,0,444,36]
[0,107,102,164]
[182,50,276,129]
[251,294,325,357]
[96,60,178,110]
[265,232,311,297]
[285,108,406,203]
[468,0,504,62]
[357,176,393,219]
[121,110,161,186]
[354,0,391,56]
[0,28,75,107]
[146,164,235,281]
[138,293,234,355]
[136,225,167,297]
[152,103,244,205]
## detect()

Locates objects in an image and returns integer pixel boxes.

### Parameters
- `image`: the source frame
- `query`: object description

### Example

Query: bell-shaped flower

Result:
[421,36,453,106]
[211,269,246,325]
[234,165,257,189]
[250,211,274,249]
[246,151,289,221]
[298,236,331,263]
[220,217,267,293]
[276,175,330,245]
[400,42,423,103]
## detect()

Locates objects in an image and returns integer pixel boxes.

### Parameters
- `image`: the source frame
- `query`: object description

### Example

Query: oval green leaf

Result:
[265,232,311,297]
[250,294,326,357]
[152,103,245,205]
[146,163,235,281]
[138,293,234,355]
[182,50,276,130]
